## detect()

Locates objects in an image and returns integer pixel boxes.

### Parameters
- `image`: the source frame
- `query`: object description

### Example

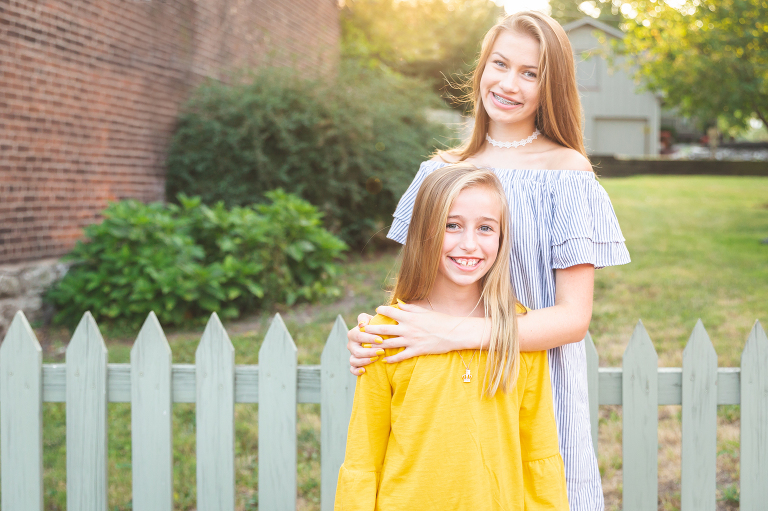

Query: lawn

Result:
[14,175,768,510]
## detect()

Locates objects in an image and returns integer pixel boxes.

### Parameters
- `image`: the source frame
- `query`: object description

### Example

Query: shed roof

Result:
[562,17,625,40]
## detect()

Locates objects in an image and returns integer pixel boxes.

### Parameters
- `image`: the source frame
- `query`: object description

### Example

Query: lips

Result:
[491,92,521,107]
[449,256,482,270]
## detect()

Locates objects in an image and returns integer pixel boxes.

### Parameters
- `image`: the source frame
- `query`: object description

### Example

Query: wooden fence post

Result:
[259,313,298,510]
[585,331,599,457]
[131,312,173,511]
[66,312,108,511]
[196,313,235,511]
[740,320,768,510]
[622,320,658,511]
[681,320,717,511]
[321,315,356,511]
[0,312,43,511]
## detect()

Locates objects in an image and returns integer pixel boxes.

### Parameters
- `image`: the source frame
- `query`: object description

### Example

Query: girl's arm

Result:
[347,264,593,370]
[518,351,569,509]
[335,319,393,509]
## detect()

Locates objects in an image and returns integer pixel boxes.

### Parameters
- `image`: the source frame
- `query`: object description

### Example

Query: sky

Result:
[495,0,552,14]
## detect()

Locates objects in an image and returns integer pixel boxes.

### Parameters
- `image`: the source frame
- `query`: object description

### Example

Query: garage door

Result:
[593,119,648,157]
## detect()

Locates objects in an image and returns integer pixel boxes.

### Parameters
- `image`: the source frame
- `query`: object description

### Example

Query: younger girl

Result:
[335,165,568,510]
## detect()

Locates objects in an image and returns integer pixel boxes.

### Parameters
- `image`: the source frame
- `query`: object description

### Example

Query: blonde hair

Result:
[390,164,521,396]
[443,11,589,165]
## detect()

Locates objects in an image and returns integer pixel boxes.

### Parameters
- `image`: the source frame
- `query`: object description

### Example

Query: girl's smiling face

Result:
[479,29,541,127]
[437,186,502,290]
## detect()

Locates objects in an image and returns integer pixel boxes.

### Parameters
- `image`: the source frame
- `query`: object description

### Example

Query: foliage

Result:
[612,0,768,129]
[46,192,347,330]
[166,64,450,247]
[549,0,622,27]
[340,0,503,98]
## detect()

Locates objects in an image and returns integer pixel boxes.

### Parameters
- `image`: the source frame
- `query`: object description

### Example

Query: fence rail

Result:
[1,310,767,511]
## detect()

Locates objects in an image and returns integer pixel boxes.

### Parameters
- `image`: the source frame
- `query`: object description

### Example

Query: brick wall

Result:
[0,0,339,264]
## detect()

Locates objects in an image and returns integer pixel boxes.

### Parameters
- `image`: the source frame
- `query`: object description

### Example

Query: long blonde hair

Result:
[443,11,589,164]
[390,164,521,396]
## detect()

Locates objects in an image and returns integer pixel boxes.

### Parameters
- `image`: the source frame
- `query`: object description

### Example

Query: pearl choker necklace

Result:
[486,129,540,149]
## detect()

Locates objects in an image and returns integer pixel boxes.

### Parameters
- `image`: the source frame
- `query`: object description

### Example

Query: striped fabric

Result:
[387,160,631,511]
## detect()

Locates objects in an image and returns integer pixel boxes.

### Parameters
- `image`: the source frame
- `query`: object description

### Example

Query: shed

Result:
[563,18,661,157]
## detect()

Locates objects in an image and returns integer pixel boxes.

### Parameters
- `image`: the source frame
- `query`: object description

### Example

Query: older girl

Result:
[336,165,568,510]
[347,11,630,510]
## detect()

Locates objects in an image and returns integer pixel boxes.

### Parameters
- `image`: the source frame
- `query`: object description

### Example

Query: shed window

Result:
[575,50,600,91]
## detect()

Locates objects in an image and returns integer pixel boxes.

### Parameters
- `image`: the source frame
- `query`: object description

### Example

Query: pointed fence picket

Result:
[0,312,43,511]
[1,310,767,510]
[66,312,108,511]
[740,321,768,510]
[258,313,298,511]
[131,312,173,511]
[321,315,356,511]
[681,320,717,511]
[622,321,658,511]
[196,313,236,511]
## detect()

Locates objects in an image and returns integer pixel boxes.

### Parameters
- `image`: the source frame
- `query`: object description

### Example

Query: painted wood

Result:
[622,320,658,511]
[30,364,325,403]
[15,363,745,406]
[594,367,740,406]
[584,332,599,457]
[320,316,356,511]
[681,320,717,511]
[131,312,173,511]
[0,311,43,511]
[740,320,768,510]
[66,312,108,511]
[196,313,236,511]
[259,313,298,511]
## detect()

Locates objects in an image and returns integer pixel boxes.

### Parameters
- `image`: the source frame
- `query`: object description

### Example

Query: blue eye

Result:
[523,70,537,78]
[446,223,460,230]
[494,60,507,68]
[479,225,493,233]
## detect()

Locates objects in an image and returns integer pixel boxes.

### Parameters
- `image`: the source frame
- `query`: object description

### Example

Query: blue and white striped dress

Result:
[387,160,631,511]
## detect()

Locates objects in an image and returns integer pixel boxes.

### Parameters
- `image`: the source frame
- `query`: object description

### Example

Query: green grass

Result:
[593,175,768,367]
[12,175,768,510]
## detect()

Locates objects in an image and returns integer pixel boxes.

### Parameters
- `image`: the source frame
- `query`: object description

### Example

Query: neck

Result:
[487,120,537,142]
[428,276,484,317]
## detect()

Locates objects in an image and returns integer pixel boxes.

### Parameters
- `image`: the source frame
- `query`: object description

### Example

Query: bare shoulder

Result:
[430,151,461,164]
[546,146,593,172]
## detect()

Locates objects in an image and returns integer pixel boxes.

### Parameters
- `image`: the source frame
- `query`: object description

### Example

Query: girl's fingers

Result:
[381,347,418,364]
[374,305,408,322]
[358,322,402,338]
[356,312,373,326]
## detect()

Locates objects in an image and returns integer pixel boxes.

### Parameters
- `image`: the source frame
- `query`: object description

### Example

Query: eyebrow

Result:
[447,214,500,223]
[491,51,538,69]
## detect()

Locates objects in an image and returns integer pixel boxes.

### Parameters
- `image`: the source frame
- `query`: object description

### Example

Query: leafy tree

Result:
[340,0,504,101]
[549,0,622,27]
[614,0,768,129]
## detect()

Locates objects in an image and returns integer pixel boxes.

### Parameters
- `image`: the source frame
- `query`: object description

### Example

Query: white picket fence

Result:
[1,310,767,511]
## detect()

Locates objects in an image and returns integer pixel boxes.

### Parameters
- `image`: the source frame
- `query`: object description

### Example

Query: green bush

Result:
[165,64,451,247]
[47,191,347,330]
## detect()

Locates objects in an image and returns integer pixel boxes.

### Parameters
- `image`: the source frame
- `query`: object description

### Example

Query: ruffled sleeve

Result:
[550,175,631,269]
[386,161,443,244]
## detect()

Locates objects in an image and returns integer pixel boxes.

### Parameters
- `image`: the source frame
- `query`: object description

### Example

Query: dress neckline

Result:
[423,160,596,179]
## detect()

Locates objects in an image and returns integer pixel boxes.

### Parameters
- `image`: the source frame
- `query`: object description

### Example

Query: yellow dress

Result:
[335,307,569,511]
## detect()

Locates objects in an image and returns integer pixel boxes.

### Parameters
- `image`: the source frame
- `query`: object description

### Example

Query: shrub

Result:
[47,192,347,330]
[165,64,451,247]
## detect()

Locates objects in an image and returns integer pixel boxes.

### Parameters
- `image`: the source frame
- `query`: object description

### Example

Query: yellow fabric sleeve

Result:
[334,313,396,511]
[519,351,570,510]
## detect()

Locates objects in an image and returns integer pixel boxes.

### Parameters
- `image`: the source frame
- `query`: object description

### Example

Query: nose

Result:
[498,70,519,93]
[459,230,478,252]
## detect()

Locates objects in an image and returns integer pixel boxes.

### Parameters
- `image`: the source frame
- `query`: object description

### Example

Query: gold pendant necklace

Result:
[426,296,480,383]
